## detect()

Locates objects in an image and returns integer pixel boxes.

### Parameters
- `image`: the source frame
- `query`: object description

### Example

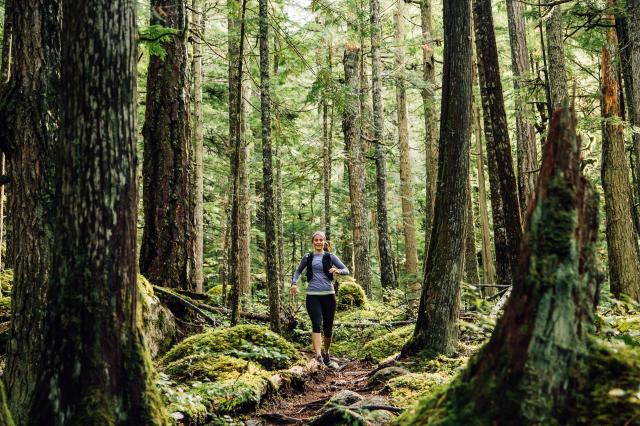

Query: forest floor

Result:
[250,352,383,425]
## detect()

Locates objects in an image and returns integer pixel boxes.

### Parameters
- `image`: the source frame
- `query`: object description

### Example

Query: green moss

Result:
[336,277,367,311]
[0,296,10,320]
[0,381,14,426]
[0,269,12,297]
[162,324,298,371]
[207,284,225,296]
[358,325,413,361]
[137,275,177,358]
[383,373,453,408]
[164,354,262,382]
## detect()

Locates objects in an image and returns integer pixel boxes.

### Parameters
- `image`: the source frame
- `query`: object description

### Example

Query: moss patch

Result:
[0,296,10,321]
[0,269,12,296]
[138,275,177,358]
[383,372,453,408]
[336,276,367,311]
[358,325,413,361]
[164,354,263,383]
[162,324,298,371]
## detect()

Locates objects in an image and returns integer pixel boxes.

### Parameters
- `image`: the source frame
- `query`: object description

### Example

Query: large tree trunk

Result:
[343,44,372,297]
[473,0,523,289]
[403,0,472,355]
[29,1,165,422]
[0,1,60,422]
[399,106,603,426]
[192,0,205,293]
[506,0,539,215]
[546,5,568,107]
[420,0,437,264]
[370,0,397,289]
[395,0,418,276]
[601,16,640,300]
[259,0,281,332]
[140,0,195,291]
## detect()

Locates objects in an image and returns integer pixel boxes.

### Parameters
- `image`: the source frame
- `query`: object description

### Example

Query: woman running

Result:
[290,231,349,366]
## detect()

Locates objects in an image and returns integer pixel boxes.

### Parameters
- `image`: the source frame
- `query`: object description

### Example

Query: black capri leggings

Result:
[305,294,337,337]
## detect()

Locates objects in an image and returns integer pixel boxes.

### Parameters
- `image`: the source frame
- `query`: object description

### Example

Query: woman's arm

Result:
[329,253,349,275]
[292,253,308,284]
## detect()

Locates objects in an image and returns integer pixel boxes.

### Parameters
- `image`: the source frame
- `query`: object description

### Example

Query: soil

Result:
[249,351,381,425]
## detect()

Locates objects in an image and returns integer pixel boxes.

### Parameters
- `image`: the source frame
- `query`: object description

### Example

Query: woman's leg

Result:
[320,294,337,357]
[305,295,323,356]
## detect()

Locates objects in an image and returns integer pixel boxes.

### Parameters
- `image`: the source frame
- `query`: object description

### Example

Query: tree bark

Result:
[601,15,640,300]
[370,0,397,289]
[473,0,523,289]
[0,1,60,422]
[403,0,472,355]
[464,176,480,286]
[420,0,437,264]
[546,5,568,108]
[343,43,372,297]
[141,0,195,291]
[29,1,166,422]
[395,0,418,276]
[259,0,281,332]
[192,0,205,293]
[238,79,251,297]
[506,0,539,216]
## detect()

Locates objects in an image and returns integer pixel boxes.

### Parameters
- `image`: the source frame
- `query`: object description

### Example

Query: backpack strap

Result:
[305,252,314,282]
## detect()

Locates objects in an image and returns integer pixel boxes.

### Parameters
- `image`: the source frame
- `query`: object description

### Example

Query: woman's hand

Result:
[290,285,298,296]
[329,267,339,274]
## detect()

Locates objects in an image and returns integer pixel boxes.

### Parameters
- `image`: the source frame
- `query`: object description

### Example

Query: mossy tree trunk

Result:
[29,1,166,422]
[411,106,601,425]
[343,43,372,297]
[140,0,195,291]
[546,6,568,107]
[601,14,640,300]
[0,1,60,423]
[473,0,523,289]
[402,0,472,356]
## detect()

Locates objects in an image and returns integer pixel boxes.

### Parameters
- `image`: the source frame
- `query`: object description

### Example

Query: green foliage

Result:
[0,296,10,321]
[336,277,367,311]
[162,324,298,371]
[0,269,12,296]
[138,25,180,60]
[359,325,413,362]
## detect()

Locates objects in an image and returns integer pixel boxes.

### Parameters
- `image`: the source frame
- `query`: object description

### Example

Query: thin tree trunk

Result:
[238,79,251,297]
[370,0,397,289]
[343,43,372,297]
[464,176,480,286]
[601,14,640,300]
[420,0,438,281]
[547,5,568,108]
[403,0,472,355]
[141,0,195,290]
[29,1,165,421]
[473,0,523,288]
[395,0,418,276]
[192,0,205,292]
[0,1,59,422]
[506,0,539,216]
[259,0,281,332]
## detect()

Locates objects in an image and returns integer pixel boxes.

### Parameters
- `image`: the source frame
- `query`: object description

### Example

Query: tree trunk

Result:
[420,0,437,263]
[546,5,568,108]
[601,16,640,300]
[29,1,165,422]
[343,43,372,297]
[0,1,59,422]
[370,0,397,289]
[259,0,281,332]
[238,79,251,297]
[401,107,602,426]
[141,0,195,291]
[506,0,539,216]
[192,0,205,293]
[472,60,496,289]
[473,0,523,289]
[395,0,418,276]
[464,176,480,286]
[403,0,472,355]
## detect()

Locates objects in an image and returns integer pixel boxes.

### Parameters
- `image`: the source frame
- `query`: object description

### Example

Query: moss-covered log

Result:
[397,106,604,425]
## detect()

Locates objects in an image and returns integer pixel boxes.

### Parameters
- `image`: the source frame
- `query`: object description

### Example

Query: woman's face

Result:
[312,236,325,251]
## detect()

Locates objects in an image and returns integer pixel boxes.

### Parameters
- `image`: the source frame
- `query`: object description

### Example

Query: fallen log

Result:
[152,286,218,327]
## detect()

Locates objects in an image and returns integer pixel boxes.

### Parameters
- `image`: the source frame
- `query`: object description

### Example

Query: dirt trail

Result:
[252,352,378,425]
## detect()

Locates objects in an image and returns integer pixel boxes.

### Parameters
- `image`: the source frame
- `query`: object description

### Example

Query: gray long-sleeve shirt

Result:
[292,252,349,294]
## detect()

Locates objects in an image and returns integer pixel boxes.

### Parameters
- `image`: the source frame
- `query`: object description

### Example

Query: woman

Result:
[290,231,349,366]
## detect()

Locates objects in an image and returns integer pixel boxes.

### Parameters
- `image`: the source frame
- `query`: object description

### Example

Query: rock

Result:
[350,395,390,409]
[329,390,364,407]
[138,275,177,358]
[368,366,411,389]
